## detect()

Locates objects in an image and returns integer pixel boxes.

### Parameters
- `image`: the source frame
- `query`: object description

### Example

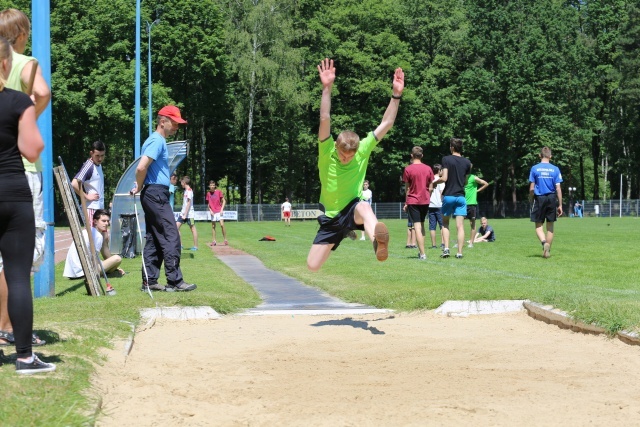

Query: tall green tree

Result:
[222,0,307,204]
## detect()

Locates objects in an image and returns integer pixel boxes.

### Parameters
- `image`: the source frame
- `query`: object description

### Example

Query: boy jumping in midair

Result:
[306,58,404,271]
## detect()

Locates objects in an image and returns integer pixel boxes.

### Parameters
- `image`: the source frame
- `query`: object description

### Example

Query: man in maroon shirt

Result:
[403,146,435,260]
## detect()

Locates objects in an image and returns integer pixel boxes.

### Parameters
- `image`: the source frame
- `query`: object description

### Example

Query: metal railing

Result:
[179,200,640,222]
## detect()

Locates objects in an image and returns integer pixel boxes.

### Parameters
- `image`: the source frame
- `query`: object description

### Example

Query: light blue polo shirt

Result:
[141,132,170,186]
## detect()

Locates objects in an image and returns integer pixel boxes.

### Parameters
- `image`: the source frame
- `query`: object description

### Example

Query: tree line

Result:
[5,0,639,217]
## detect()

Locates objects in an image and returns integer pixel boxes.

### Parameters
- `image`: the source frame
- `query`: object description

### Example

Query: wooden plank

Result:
[53,166,103,296]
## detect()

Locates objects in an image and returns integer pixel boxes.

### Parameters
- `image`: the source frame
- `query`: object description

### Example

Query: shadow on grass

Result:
[0,350,63,366]
[34,329,62,345]
[55,280,88,297]
[311,317,386,335]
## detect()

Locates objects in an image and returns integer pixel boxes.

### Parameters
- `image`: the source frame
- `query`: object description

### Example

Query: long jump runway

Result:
[217,254,389,315]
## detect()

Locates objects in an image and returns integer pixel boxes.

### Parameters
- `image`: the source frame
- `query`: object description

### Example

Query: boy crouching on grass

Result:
[306,58,405,271]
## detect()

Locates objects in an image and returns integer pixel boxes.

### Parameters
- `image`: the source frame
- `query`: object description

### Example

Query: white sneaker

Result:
[419,253,426,260]
[467,244,474,248]
[360,236,366,241]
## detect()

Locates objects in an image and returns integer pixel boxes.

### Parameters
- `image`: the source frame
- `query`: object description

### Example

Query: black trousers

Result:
[0,201,35,358]
[140,185,184,286]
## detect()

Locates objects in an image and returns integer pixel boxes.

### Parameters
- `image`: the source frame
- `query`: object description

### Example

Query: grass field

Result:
[225,217,640,333]
[1,216,638,425]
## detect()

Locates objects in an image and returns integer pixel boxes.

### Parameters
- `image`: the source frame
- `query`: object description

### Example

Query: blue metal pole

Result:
[147,22,152,136]
[147,19,159,136]
[32,1,55,297]
[135,0,141,159]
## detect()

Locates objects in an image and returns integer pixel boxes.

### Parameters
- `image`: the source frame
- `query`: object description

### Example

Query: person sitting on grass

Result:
[473,217,495,242]
[306,58,404,271]
[63,209,123,292]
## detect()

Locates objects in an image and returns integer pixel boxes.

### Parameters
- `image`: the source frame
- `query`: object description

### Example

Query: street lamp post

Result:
[147,19,160,136]
[568,187,576,217]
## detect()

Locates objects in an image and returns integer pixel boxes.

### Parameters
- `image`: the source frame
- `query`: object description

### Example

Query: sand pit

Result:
[94,310,640,426]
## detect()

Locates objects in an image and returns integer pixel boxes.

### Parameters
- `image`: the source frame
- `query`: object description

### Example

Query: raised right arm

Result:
[317,58,335,141]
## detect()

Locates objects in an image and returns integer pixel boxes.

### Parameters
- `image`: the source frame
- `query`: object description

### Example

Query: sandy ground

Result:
[93,310,640,426]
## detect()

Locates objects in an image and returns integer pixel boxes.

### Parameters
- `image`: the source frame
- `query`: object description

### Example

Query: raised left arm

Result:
[374,68,405,141]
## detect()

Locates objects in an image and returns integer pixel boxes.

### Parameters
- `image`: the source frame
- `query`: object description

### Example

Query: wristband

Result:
[392,94,402,99]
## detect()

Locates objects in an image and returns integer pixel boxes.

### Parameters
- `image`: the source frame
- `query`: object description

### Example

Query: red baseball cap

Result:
[157,105,187,124]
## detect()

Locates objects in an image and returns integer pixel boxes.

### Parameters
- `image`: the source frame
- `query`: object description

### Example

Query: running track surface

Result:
[54,229,73,264]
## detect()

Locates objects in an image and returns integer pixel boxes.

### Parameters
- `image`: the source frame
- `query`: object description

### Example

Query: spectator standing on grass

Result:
[282,197,292,226]
[132,105,196,292]
[306,58,404,271]
[0,35,53,373]
[360,181,372,240]
[440,137,472,259]
[403,146,434,260]
[176,176,198,251]
[428,164,445,250]
[464,166,489,249]
[529,146,563,259]
[206,180,227,246]
[404,206,417,249]
[63,210,123,290]
[473,217,495,242]
[71,140,106,222]
[0,8,51,351]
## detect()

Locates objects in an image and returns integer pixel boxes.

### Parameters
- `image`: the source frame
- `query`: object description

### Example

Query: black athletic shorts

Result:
[407,204,428,225]
[530,193,558,223]
[465,204,477,220]
[313,198,364,251]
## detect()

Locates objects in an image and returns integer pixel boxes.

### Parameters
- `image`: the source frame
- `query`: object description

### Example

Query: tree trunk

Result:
[201,123,207,204]
[245,32,258,206]
[579,154,585,201]
[602,154,608,202]
[591,132,600,200]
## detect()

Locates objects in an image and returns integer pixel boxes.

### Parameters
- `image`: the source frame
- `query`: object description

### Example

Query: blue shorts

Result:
[442,195,467,217]
[428,207,443,231]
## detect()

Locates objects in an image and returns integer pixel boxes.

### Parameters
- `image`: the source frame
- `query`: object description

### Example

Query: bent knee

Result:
[307,261,321,272]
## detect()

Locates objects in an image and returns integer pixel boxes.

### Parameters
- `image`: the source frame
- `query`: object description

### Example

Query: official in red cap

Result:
[131,105,197,292]
[157,105,187,124]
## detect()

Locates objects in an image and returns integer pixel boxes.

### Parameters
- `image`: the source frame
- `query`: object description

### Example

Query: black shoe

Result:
[16,355,56,375]
[166,282,197,292]
[141,283,167,292]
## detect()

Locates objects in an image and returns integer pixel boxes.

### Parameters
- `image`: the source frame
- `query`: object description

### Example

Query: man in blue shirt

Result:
[529,146,563,259]
[133,105,196,292]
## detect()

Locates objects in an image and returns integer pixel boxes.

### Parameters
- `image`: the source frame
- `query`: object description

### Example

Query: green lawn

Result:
[224,217,640,333]
[1,216,638,425]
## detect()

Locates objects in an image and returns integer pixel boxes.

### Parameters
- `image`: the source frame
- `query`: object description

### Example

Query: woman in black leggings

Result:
[0,36,53,374]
